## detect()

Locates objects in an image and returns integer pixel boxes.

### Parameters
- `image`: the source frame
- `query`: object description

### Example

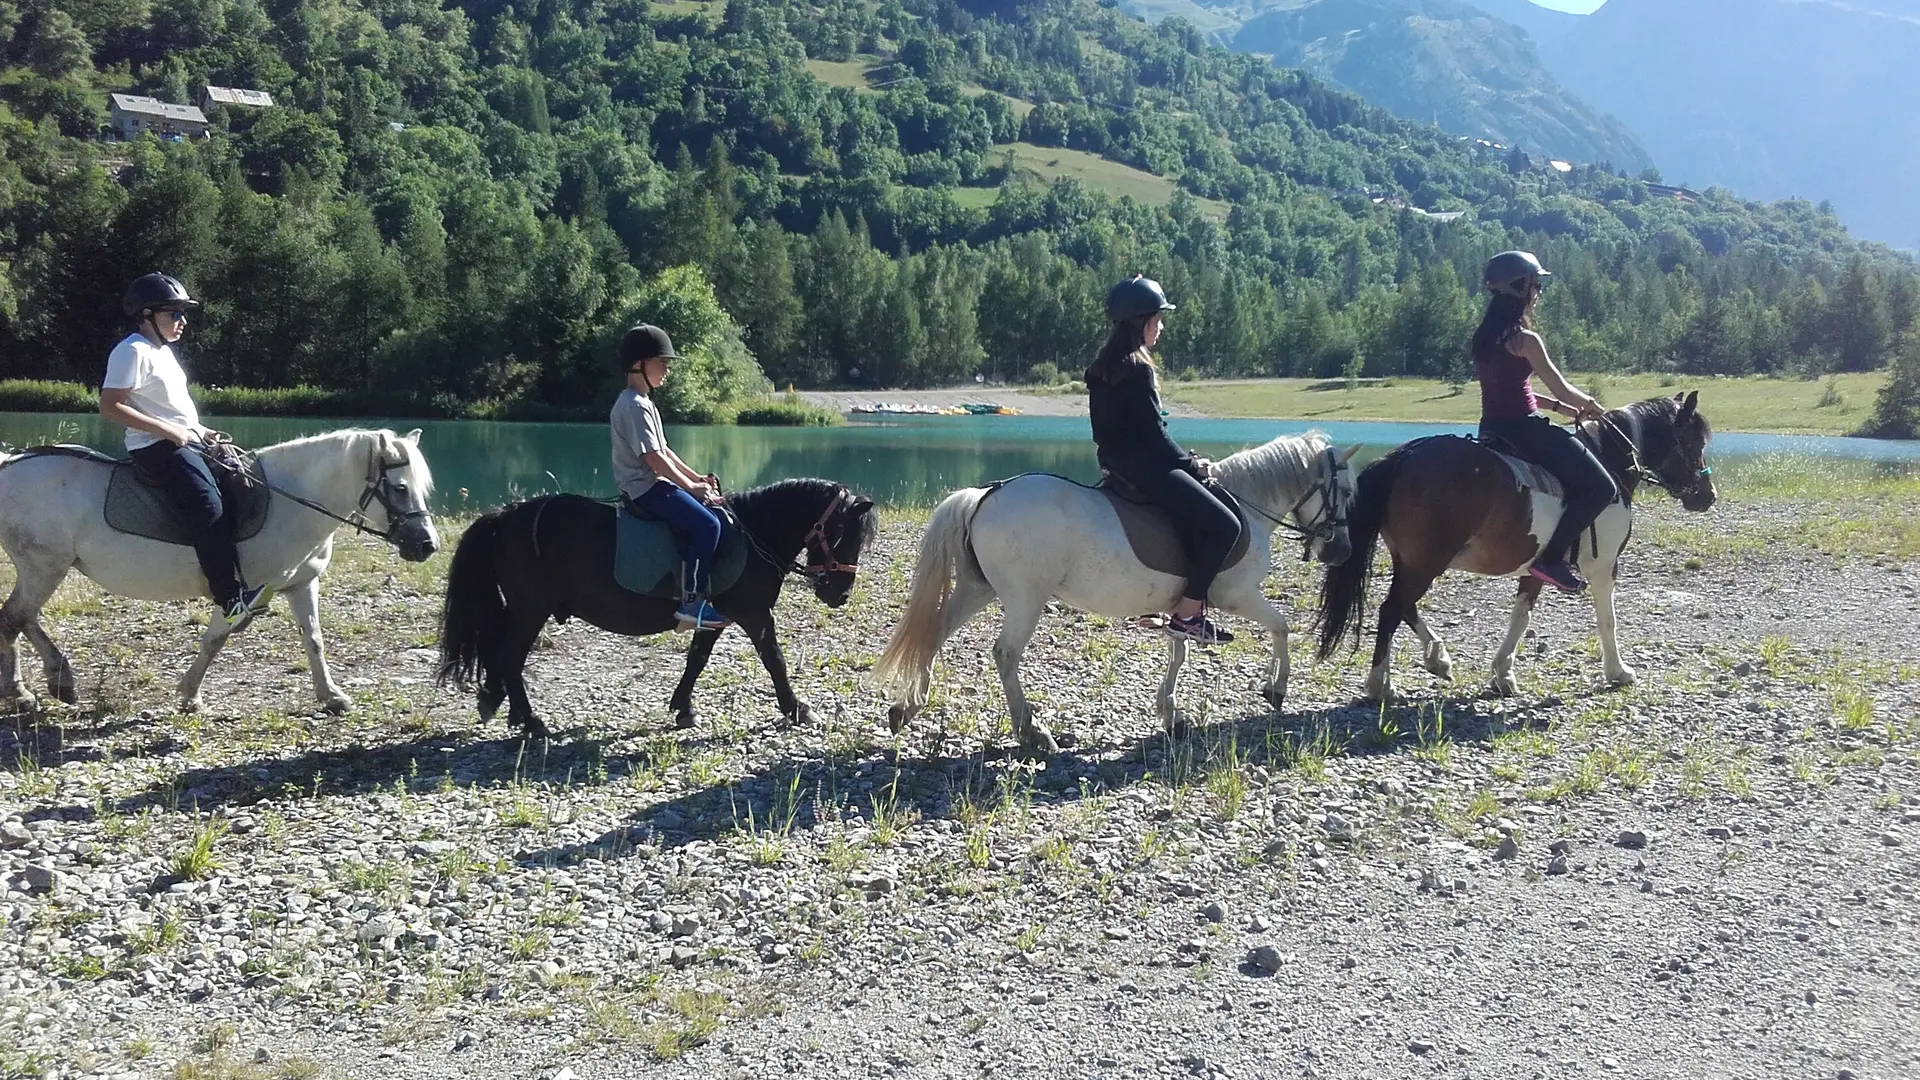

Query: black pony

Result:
[437,478,878,737]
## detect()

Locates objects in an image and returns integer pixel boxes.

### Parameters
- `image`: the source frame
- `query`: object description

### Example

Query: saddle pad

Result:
[1100,486,1253,579]
[103,461,271,546]
[1490,450,1566,502]
[613,506,749,599]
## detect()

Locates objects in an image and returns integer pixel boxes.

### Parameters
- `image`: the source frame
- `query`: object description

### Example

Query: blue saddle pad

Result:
[613,506,750,599]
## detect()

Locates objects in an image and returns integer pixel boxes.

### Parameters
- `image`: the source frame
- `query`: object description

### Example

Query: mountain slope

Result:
[1544,0,1920,247]
[1225,0,1650,168]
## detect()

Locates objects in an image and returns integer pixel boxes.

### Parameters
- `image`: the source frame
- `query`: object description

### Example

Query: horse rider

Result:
[1474,250,1617,594]
[100,273,269,634]
[610,323,731,631]
[1086,274,1242,645]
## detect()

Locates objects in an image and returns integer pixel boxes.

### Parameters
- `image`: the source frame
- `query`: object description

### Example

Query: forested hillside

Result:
[1,0,1915,417]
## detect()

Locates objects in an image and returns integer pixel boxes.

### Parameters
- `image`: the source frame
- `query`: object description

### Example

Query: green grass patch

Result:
[1005,143,1230,218]
[1162,371,1893,436]
[805,57,889,90]
[732,395,842,426]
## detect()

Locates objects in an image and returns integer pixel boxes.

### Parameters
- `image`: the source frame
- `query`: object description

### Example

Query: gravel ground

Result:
[0,494,1914,1080]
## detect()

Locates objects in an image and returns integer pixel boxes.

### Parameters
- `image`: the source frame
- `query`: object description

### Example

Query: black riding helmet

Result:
[123,273,201,318]
[1483,251,1550,299]
[618,323,678,371]
[1106,274,1176,322]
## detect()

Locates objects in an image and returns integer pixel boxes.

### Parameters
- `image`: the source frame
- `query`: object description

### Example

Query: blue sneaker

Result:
[674,597,730,632]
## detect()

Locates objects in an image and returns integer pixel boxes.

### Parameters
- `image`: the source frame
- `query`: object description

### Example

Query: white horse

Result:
[0,428,439,715]
[874,432,1358,755]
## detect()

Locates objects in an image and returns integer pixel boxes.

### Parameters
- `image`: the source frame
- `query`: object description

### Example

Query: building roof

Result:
[109,94,208,123]
[204,86,274,107]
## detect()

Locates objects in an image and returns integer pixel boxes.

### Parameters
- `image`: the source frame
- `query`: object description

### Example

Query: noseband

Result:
[797,486,860,580]
[1591,414,1711,498]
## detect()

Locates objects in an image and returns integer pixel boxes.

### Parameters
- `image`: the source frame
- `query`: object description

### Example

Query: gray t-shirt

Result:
[610,388,667,500]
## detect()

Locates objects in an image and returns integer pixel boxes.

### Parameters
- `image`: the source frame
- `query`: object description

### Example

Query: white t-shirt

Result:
[102,334,200,451]
[610,387,668,501]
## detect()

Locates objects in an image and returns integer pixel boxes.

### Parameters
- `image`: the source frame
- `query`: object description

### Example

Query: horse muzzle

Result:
[396,521,440,562]
[1317,533,1354,567]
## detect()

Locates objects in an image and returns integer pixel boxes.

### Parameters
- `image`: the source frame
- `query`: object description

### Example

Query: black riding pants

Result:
[130,440,245,606]
[1112,461,1241,603]
[1479,413,1618,564]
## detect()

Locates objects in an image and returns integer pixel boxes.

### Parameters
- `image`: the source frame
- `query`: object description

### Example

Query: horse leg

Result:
[1,563,68,710]
[1590,552,1635,687]
[20,620,77,705]
[667,628,725,729]
[176,616,239,713]
[284,577,350,715]
[1211,578,1292,712]
[1364,568,1423,703]
[992,597,1057,756]
[492,609,551,739]
[1490,578,1545,697]
[731,609,810,726]
[888,575,995,734]
[1155,636,1190,737]
[1402,597,1452,681]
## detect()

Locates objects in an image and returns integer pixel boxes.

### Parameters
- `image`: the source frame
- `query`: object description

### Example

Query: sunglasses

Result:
[157,309,189,323]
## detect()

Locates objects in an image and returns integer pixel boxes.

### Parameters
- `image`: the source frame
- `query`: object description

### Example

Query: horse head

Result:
[803,487,879,608]
[366,428,440,562]
[1630,392,1716,512]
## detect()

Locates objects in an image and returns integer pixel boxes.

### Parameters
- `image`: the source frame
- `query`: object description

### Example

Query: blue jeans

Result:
[130,440,245,606]
[1480,413,1618,564]
[631,480,722,597]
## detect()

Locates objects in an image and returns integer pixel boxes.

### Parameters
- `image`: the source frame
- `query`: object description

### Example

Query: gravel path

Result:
[0,496,1913,1080]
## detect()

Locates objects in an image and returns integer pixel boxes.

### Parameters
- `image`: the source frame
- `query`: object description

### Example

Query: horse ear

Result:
[405,427,423,442]
[852,495,874,513]
[1679,390,1698,417]
[1341,443,1361,463]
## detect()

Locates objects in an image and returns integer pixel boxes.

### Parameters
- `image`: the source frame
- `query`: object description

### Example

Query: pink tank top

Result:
[1475,331,1538,420]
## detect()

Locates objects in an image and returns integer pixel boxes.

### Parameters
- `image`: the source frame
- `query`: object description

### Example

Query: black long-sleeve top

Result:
[1086,360,1194,475]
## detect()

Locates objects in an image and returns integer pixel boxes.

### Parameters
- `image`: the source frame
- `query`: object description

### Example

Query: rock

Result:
[1247,945,1288,974]
[1548,839,1574,856]
[1026,990,1048,1005]
[356,918,397,945]
[1705,826,1732,840]
[1102,927,1132,941]
[1733,661,1754,677]
[552,1069,577,1080]
[0,822,30,850]
[668,946,700,969]
[14,864,64,896]
[453,1031,477,1050]
[1495,835,1521,860]
[1201,901,1226,923]
[1880,832,1903,848]
[1247,915,1270,933]
[1322,814,1357,843]
[1546,855,1570,876]
[1616,830,1649,849]
[1408,1040,1434,1055]
[669,916,701,938]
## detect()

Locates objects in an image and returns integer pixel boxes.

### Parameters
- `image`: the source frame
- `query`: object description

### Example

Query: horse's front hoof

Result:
[672,707,697,730]
[476,690,504,723]
[1424,657,1453,681]
[321,694,351,715]
[1489,675,1518,698]
[1262,684,1287,712]
[512,714,550,740]
[781,701,813,728]
[48,679,78,706]
[887,703,908,735]
[1607,665,1637,688]
[1,691,39,715]
[1018,722,1062,758]
[178,696,203,714]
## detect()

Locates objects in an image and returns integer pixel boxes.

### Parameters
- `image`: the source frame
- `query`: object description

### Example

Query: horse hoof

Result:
[672,708,697,730]
[512,715,550,740]
[782,702,813,727]
[1608,666,1637,688]
[887,704,907,735]
[1,692,38,715]
[179,696,203,714]
[1262,685,1287,712]
[49,681,78,706]
[321,695,351,715]
[476,695,502,723]
[1489,677,1517,698]
[1425,659,1453,681]
[1019,725,1062,758]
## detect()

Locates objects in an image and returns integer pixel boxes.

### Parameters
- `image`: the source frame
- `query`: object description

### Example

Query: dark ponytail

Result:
[1472,293,1531,359]
[1085,317,1153,384]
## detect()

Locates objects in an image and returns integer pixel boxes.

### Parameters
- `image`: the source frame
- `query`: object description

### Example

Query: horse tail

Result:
[436,506,510,691]
[1316,446,1406,661]
[873,486,991,704]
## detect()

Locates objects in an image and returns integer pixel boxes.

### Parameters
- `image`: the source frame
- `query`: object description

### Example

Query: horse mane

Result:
[1623,394,1713,440]
[729,476,878,555]
[1216,430,1328,507]
[252,427,436,501]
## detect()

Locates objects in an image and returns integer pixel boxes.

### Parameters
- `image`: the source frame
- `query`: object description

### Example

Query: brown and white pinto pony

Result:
[1316,392,1716,702]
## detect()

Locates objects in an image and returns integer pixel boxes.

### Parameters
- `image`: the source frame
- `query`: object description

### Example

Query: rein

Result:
[1230,447,1346,561]
[194,434,424,545]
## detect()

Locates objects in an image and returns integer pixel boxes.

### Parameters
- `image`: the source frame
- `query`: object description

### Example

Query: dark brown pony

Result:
[1317,392,1716,701]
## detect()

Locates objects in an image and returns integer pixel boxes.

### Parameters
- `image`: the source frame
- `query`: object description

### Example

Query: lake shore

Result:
[801,372,1895,437]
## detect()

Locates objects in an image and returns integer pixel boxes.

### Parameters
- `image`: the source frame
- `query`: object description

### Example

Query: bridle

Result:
[796,486,860,581]
[1234,446,1351,561]
[195,433,430,545]
[1587,413,1711,500]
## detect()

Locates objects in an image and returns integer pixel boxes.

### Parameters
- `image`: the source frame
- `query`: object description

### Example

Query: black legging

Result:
[1114,462,1241,602]
[1480,413,1619,564]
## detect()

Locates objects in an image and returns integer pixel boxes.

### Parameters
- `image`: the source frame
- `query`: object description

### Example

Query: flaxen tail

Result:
[872,487,992,706]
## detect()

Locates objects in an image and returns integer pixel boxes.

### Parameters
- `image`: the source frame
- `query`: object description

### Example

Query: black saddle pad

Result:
[103,457,272,546]
[985,471,1253,578]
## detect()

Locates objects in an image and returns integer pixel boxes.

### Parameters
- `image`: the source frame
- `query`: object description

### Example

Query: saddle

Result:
[613,501,750,599]
[1093,471,1254,578]
[1472,432,1567,501]
[15,443,271,546]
